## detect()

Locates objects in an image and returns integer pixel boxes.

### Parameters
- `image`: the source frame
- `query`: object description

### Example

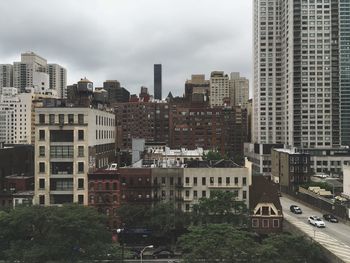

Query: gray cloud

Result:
[0,0,252,97]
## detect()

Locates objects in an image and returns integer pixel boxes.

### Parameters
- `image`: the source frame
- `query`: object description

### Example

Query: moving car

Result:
[290,205,302,214]
[308,216,326,228]
[323,214,338,223]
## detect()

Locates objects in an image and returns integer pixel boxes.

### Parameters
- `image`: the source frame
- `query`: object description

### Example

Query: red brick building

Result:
[169,103,248,164]
[119,168,153,204]
[88,170,121,229]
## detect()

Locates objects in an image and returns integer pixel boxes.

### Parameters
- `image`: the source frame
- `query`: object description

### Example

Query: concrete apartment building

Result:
[229,72,249,109]
[0,87,32,144]
[34,107,116,206]
[151,160,252,212]
[247,0,350,177]
[209,71,230,107]
[185,74,210,103]
[103,80,130,105]
[271,148,311,192]
[47,64,67,99]
[0,64,13,89]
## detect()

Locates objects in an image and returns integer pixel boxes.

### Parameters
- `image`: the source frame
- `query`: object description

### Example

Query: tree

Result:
[178,224,258,262]
[258,233,324,263]
[0,205,117,263]
[191,190,248,225]
[203,150,228,161]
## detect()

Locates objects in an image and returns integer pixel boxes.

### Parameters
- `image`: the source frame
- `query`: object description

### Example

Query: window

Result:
[193,190,198,199]
[185,177,189,184]
[59,114,64,124]
[106,182,110,190]
[49,114,55,124]
[185,204,190,211]
[78,179,84,189]
[78,130,84,140]
[202,191,206,198]
[78,146,84,157]
[243,177,247,186]
[210,177,214,185]
[262,219,269,228]
[39,195,45,205]
[202,177,206,186]
[39,114,45,124]
[113,183,118,190]
[78,162,84,173]
[68,114,74,124]
[39,179,45,189]
[273,219,280,228]
[161,177,166,185]
[39,130,45,140]
[78,195,84,204]
[234,177,239,185]
[39,162,45,173]
[226,177,230,185]
[218,177,222,185]
[89,195,94,204]
[193,177,197,186]
[78,114,84,124]
[50,146,73,158]
[262,206,269,215]
[252,219,259,228]
[185,190,190,197]
[39,146,45,157]
[243,190,247,200]
[170,177,174,186]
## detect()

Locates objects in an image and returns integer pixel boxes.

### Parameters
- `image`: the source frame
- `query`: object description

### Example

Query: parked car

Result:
[290,205,302,214]
[323,214,339,223]
[153,250,174,259]
[308,216,326,228]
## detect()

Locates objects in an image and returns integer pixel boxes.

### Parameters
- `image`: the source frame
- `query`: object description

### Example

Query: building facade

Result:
[103,80,130,105]
[271,148,311,192]
[47,64,67,99]
[229,72,249,109]
[88,170,121,228]
[0,64,13,89]
[154,64,162,100]
[209,71,230,107]
[34,107,116,206]
[185,74,210,103]
[0,87,32,144]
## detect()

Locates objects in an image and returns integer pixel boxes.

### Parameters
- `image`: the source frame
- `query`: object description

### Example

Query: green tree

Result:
[258,233,324,263]
[0,205,117,263]
[178,224,258,262]
[203,150,228,161]
[192,190,248,225]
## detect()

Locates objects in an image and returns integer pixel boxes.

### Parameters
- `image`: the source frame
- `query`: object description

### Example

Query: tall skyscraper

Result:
[0,64,13,89]
[253,0,349,148]
[154,64,162,100]
[47,64,67,99]
[339,0,350,146]
[248,0,350,176]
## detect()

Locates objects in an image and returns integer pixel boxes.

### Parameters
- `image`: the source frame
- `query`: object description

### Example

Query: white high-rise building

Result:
[0,87,32,144]
[47,64,67,99]
[0,64,13,89]
[209,71,230,107]
[229,72,249,109]
[13,52,48,92]
[248,0,350,176]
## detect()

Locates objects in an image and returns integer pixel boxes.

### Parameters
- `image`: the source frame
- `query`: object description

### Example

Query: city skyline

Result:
[0,0,252,97]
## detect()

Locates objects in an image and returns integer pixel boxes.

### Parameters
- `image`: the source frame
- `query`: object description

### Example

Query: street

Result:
[281,195,350,262]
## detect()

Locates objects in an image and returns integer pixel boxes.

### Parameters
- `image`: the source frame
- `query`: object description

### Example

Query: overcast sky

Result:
[0,0,252,97]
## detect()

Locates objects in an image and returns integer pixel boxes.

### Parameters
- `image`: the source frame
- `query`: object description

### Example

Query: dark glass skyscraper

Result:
[154,64,162,100]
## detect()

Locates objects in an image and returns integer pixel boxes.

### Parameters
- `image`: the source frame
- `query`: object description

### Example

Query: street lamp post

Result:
[140,245,153,263]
